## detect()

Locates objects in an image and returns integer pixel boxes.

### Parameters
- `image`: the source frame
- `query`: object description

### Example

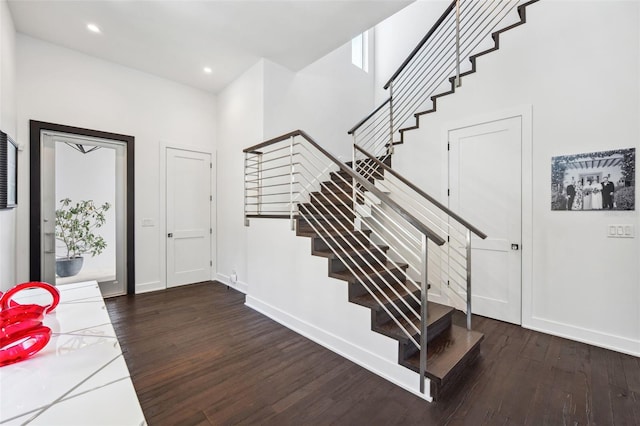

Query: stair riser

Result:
[370,290,421,326]
[328,249,389,274]
[330,172,353,184]
[311,192,358,206]
[430,345,481,401]
[296,217,355,234]
[321,180,353,193]
[305,202,356,219]
[299,204,355,220]
[343,266,408,289]
[311,233,371,253]
[395,312,453,361]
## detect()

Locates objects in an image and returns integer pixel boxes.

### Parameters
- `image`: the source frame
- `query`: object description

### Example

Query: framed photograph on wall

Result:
[0,130,18,209]
[551,148,635,211]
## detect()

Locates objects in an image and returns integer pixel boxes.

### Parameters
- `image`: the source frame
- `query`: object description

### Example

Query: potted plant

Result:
[55,198,111,278]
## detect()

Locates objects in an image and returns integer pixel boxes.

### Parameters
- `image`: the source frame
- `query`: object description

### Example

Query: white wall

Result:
[16,35,217,293]
[0,0,16,290]
[263,38,376,160]
[376,1,640,355]
[215,60,264,291]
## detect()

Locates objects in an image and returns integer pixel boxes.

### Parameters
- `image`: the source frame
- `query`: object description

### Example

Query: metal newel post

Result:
[466,228,472,330]
[455,0,461,88]
[244,152,249,226]
[257,153,263,215]
[352,136,358,229]
[388,82,395,156]
[419,233,429,394]
[289,136,295,231]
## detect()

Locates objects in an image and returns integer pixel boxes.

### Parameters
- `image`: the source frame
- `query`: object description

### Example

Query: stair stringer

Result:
[244,218,431,401]
[391,0,540,146]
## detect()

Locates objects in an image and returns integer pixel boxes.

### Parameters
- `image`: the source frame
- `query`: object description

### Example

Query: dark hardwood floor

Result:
[105,281,639,425]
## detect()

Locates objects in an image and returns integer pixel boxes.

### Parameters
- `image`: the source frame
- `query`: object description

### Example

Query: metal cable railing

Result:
[244,130,450,394]
[348,0,531,164]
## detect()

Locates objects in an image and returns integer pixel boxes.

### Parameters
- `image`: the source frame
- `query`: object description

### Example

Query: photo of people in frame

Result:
[551,148,635,211]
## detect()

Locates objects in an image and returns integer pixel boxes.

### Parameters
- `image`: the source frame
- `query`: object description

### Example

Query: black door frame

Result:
[29,120,135,295]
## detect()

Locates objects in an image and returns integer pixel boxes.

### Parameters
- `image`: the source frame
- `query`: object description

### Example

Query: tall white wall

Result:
[263,38,375,160]
[0,0,16,290]
[16,35,217,293]
[215,60,264,291]
[375,1,640,355]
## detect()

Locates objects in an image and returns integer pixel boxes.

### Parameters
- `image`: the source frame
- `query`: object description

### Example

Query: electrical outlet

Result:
[230,271,238,283]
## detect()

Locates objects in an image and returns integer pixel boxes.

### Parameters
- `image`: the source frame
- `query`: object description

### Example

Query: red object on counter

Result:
[0,282,58,367]
[0,281,60,313]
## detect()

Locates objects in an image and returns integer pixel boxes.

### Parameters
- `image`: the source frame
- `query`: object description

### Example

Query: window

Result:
[351,31,369,72]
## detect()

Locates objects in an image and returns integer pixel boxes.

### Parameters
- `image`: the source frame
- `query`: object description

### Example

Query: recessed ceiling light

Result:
[87,23,101,34]
[203,67,213,74]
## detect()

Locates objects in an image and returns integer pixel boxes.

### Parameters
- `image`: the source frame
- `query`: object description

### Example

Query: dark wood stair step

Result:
[313,244,389,270]
[321,179,353,192]
[329,261,408,284]
[374,301,454,344]
[350,280,419,310]
[296,215,354,233]
[298,202,355,219]
[401,324,484,400]
[311,190,357,205]
[330,170,353,184]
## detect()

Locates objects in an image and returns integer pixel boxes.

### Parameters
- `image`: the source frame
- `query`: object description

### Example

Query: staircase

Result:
[296,165,484,400]
[243,0,539,401]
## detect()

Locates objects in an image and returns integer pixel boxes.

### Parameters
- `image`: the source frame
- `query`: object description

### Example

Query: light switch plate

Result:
[607,224,635,238]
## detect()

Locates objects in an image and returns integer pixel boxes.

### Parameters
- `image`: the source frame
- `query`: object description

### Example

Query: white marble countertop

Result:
[0,281,146,425]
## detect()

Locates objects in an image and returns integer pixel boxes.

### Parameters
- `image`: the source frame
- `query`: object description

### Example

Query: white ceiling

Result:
[8,0,412,93]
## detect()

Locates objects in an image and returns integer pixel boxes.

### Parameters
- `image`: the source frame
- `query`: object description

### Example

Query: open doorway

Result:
[30,121,134,296]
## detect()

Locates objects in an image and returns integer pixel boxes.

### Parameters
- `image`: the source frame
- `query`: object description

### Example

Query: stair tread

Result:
[375,301,454,341]
[403,324,484,384]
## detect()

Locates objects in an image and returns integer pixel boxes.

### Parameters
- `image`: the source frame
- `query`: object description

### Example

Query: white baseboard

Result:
[216,273,248,294]
[245,295,431,402]
[135,280,163,294]
[524,316,640,357]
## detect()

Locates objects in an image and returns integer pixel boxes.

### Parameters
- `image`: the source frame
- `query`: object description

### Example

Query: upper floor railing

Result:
[349,0,531,163]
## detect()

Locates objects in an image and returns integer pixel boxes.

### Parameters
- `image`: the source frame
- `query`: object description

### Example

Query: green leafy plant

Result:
[55,198,111,259]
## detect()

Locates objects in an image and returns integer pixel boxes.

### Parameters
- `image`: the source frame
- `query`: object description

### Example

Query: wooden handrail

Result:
[383,0,456,90]
[244,130,446,246]
[347,97,391,135]
[243,130,301,153]
[354,144,487,239]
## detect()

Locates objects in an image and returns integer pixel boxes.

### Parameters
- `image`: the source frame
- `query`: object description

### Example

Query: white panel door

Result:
[166,148,212,287]
[449,116,522,324]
